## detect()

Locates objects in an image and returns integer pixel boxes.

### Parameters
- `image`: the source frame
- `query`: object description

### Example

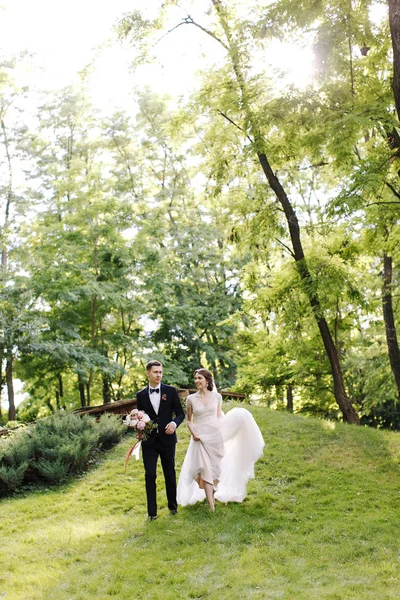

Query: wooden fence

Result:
[0,389,246,436]
[73,388,246,417]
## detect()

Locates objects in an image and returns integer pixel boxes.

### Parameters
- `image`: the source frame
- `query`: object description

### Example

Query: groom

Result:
[136,360,185,521]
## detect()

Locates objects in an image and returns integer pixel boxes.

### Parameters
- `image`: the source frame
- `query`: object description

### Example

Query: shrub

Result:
[96,413,126,449]
[0,431,35,494]
[0,410,127,495]
[0,462,30,493]
[35,457,70,483]
[34,412,94,440]
[31,413,99,482]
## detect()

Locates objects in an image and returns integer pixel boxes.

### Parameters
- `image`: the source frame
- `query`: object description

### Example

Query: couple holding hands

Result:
[136,360,265,521]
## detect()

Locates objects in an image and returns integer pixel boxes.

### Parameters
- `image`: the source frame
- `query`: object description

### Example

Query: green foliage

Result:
[32,417,98,480]
[0,411,126,495]
[164,0,400,427]
[96,412,127,450]
[3,0,400,430]
[34,457,70,483]
[0,461,29,493]
[0,430,34,494]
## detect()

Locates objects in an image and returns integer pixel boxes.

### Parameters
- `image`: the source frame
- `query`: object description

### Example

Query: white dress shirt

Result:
[149,385,161,414]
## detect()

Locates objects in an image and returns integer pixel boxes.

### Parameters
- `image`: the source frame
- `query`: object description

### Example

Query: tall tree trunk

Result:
[382,254,400,399]
[383,1,400,401]
[257,154,359,423]
[287,385,294,412]
[389,0,400,120]
[57,373,66,410]
[54,374,61,410]
[78,374,86,408]
[58,373,64,399]
[6,355,15,421]
[0,116,12,273]
[102,374,111,404]
[0,357,3,419]
[86,381,91,407]
[46,399,55,413]
[1,113,15,424]
[211,0,359,424]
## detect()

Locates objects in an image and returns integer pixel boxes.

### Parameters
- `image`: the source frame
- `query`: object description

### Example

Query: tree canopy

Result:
[1,0,400,429]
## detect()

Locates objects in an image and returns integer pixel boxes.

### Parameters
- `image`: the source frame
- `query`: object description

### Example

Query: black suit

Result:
[136,382,185,517]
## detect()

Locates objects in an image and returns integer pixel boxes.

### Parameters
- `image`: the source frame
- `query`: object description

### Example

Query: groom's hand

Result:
[165,421,177,435]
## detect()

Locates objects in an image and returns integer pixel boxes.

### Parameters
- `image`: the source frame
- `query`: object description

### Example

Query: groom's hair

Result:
[146,360,163,371]
[194,368,214,392]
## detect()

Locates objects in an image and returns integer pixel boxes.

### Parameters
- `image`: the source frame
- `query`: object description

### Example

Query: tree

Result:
[20,84,139,409]
[0,56,33,421]
[131,0,360,421]
[259,0,400,417]
[105,91,243,387]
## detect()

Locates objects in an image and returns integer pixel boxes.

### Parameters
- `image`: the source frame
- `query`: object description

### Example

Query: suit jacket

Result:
[136,383,185,447]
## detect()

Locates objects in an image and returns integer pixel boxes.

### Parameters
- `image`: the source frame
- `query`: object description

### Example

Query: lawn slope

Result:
[1,405,400,600]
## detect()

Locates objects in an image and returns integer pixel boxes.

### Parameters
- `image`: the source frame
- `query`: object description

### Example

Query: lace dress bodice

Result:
[188,393,221,427]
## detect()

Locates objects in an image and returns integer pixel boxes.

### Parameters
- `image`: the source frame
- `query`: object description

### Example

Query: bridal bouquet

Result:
[124,409,157,467]
[125,409,157,440]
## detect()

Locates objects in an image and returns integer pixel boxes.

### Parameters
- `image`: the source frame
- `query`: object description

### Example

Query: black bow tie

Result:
[149,387,160,394]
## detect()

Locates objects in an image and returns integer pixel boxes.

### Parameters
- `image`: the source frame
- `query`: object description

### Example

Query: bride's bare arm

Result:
[217,394,224,417]
[186,399,200,441]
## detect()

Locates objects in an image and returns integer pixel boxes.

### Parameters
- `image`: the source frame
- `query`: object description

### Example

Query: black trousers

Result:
[142,438,177,517]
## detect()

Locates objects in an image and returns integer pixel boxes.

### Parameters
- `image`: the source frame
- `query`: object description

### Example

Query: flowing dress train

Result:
[177,392,265,506]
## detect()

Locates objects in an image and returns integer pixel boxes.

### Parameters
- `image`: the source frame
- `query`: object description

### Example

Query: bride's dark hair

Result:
[194,368,214,392]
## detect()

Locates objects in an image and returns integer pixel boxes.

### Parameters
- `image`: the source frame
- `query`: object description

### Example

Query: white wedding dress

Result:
[177,392,265,506]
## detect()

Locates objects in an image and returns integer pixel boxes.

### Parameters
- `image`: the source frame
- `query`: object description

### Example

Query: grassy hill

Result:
[1,404,400,599]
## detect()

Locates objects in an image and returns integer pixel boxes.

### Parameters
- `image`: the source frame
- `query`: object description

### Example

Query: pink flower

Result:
[161,394,167,401]
[136,420,146,431]
[130,409,138,416]
[137,411,144,419]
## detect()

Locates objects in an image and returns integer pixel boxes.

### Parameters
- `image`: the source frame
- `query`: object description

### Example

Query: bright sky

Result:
[0,0,390,114]
[0,1,125,75]
[0,0,150,111]
[0,0,319,116]
[0,0,227,113]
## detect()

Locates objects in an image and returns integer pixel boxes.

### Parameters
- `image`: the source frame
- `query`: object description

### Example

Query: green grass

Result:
[1,404,400,599]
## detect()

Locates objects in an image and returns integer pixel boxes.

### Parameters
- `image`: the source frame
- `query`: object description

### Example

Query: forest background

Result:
[1,0,400,430]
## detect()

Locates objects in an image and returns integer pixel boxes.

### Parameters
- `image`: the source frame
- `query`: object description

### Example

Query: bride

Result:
[177,368,265,511]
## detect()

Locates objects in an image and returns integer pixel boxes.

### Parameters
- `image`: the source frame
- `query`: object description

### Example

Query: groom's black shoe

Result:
[170,509,178,516]
[147,515,158,521]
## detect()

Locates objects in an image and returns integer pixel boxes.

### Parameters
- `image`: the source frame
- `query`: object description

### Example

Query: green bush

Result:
[34,411,94,440]
[31,413,99,481]
[0,410,126,495]
[35,457,70,482]
[0,431,35,494]
[96,413,126,449]
[0,462,30,493]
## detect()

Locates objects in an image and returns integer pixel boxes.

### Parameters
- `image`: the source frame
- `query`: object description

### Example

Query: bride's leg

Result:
[196,475,205,489]
[203,482,215,511]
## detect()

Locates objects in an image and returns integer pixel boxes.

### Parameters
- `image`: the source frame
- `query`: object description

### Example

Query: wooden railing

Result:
[73,388,246,417]
[0,389,247,435]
